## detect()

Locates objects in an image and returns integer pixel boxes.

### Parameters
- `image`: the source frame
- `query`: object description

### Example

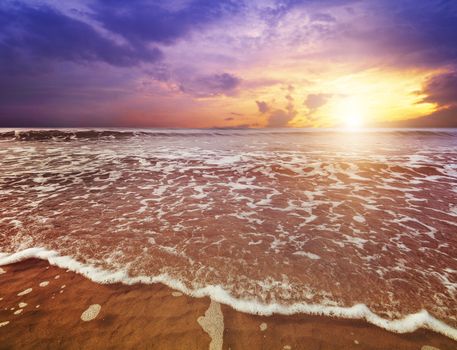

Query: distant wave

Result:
[0,128,456,141]
[0,129,144,141]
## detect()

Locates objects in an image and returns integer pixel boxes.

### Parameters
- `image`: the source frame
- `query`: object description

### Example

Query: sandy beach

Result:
[0,259,455,350]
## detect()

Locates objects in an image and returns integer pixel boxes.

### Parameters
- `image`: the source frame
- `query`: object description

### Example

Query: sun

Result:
[344,113,363,130]
[338,97,365,130]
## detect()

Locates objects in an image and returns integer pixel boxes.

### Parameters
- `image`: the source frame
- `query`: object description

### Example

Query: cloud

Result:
[304,93,332,111]
[377,71,457,128]
[390,1,457,67]
[339,1,457,68]
[377,106,457,128]
[0,57,133,128]
[256,100,269,113]
[0,3,161,70]
[91,0,243,45]
[2,0,457,128]
[413,106,457,127]
[267,109,293,127]
[180,73,241,97]
[285,85,296,117]
[311,13,336,23]
[420,72,457,106]
[264,85,297,127]
[212,123,251,129]
[394,71,457,128]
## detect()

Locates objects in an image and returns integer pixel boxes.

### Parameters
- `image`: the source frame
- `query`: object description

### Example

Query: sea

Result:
[0,128,456,340]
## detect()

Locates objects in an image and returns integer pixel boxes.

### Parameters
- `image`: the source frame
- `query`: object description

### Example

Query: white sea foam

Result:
[17,288,32,296]
[292,251,321,260]
[81,304,101,321]
[0,248,456,341]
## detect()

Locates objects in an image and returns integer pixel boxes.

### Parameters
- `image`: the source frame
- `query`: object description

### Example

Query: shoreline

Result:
[0,258,456,349]
[2,248,456,340]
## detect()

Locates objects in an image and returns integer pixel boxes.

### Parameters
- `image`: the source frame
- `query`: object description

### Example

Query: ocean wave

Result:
[0,128,456,141]
[1,247,456,341]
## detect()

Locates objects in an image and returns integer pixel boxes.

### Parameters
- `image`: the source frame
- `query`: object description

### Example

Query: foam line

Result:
[1,248,456,341]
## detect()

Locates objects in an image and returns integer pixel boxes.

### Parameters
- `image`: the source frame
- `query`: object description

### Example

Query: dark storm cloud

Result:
[91,0,243,45]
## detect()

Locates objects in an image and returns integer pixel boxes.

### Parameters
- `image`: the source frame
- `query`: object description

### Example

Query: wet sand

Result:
[0,259,455,349]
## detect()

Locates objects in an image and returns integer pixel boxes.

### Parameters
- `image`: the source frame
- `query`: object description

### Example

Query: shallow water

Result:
[0,128,456,338]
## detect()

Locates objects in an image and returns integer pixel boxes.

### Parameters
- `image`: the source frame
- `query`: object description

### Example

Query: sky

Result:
[1,0,457,128]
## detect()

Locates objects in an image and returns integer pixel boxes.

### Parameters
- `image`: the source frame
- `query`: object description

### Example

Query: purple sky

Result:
[1,0,457,128]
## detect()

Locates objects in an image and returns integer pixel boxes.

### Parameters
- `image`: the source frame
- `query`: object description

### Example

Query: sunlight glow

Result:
[285,69,438,129]
[338,97,364,130]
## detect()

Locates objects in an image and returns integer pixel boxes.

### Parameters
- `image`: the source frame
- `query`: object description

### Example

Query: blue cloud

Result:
[91,0,243,45]
[0,2,161,70]
[347,0,457,67]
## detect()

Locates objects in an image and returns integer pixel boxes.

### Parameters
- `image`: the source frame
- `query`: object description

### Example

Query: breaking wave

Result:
[0,248,456,341]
